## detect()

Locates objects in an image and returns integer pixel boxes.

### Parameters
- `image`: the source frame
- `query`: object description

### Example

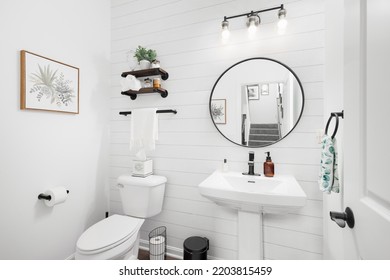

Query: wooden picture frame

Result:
[211,99,226,124]
[247,84,259,100]
[21,50,79,114]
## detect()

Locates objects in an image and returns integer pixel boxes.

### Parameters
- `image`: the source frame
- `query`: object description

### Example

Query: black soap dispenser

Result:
[264,152,274,177]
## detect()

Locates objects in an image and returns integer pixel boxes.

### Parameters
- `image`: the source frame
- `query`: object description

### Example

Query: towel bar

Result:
[119,109,177,116]
[325,111,344,139]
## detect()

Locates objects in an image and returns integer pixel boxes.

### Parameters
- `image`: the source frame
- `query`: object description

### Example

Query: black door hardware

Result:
[325,111,344,139]
[330,207,355,228]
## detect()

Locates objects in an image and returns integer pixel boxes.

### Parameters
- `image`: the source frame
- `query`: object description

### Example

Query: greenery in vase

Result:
[133,46,157,62]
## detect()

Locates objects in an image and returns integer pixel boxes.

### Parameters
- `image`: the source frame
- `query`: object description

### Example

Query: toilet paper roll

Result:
[150,235,165,260]
[43,187,68,207]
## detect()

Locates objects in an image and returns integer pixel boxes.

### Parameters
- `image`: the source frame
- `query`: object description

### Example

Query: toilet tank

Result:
[117,175,167,218]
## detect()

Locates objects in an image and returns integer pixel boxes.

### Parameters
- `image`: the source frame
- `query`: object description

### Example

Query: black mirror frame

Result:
[209,57,305,148]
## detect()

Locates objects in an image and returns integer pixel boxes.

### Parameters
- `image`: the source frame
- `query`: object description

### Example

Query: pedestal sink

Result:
[198,170,307,259]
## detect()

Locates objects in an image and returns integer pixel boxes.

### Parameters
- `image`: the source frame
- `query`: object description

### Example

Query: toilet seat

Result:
[76,215,144,258]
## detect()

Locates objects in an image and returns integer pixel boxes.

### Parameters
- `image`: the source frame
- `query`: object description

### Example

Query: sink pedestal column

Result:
[238,211,263,260]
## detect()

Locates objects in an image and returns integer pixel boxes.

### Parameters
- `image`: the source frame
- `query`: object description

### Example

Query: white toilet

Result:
[75,174,167,260]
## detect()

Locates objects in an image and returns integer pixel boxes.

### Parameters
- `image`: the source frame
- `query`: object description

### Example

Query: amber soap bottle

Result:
[263,151,274,177]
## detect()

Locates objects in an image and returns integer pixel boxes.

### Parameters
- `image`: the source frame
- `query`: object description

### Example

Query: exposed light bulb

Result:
[248,26,257,40]
[248,20,257,34]
[277,19,288,34]
[221,29,230,40]
[221,19,230,41]
[247,14,260,38]
[277,8,288,34]
[278,18,288,29]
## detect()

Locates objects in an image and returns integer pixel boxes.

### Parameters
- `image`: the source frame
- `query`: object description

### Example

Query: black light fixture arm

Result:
[224,4,283,20]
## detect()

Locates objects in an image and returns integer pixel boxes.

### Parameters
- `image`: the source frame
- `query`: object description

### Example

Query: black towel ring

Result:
[325,111,344,139]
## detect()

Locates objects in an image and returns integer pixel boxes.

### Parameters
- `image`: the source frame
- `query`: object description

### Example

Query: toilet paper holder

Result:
[38,190,69,201]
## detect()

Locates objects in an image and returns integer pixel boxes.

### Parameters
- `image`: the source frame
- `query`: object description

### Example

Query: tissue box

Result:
[132,158,153,177]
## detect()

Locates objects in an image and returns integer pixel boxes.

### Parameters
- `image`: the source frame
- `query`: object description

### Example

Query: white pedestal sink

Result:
[198,170,307,259]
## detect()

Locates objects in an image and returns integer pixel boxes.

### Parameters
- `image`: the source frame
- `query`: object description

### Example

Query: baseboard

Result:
[66,240,184,260]
[139,239,220,260]
[68,240,219,260]
[65,253,75,260]
[139,238,183,260]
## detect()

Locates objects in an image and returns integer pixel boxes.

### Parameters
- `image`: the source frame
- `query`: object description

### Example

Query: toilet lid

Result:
[77,215,144,252]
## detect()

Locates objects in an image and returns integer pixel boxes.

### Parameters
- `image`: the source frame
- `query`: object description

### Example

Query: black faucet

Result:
[243,151,260,176]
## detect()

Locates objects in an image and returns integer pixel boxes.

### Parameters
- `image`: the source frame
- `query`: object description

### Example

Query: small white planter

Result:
[139,59,150,70]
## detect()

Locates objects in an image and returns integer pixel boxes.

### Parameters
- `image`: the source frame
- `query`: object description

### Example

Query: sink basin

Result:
[198,170,307,214]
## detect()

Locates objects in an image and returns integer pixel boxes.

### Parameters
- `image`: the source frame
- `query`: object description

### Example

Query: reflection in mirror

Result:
[210,58,304,147]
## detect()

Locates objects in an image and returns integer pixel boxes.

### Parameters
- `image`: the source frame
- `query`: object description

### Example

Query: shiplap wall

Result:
[110,0,324,260]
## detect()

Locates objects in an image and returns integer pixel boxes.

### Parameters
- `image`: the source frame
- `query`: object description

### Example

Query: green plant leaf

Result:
[133,45,157,62]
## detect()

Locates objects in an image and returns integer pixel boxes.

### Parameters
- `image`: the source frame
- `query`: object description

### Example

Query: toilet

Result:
[75,174,167,260]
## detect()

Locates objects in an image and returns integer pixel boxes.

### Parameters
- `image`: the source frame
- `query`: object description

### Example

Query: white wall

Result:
[0,0,111,259]
[249,83,278,125]
[323,0,345,259]
[110,0,324,259]
[212,65,243,143]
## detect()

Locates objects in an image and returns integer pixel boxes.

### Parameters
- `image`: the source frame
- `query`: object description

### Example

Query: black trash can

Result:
[183,236,209,260]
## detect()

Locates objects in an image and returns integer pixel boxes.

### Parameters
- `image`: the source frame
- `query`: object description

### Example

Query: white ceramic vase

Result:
[139,60,150,70]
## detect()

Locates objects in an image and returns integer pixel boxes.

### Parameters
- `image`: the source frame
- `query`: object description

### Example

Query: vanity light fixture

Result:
[221,4,287,39]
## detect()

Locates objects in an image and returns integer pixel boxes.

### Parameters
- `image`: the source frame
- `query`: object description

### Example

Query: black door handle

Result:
[330,207,355,228]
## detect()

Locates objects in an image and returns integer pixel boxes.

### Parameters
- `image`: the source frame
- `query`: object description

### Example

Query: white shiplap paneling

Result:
[110,0,324,259]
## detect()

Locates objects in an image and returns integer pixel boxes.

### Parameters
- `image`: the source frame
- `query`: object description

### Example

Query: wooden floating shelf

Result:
[121,68,169,80]
[119,109,177,116]
[121,87,168,100]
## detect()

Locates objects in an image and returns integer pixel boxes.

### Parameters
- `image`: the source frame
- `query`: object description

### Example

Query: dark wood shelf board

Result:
[121,87,167,95]
[121,68,169,80]
[121,87,168,100]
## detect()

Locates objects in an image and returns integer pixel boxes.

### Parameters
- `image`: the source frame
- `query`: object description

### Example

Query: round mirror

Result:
[209,57,304,147]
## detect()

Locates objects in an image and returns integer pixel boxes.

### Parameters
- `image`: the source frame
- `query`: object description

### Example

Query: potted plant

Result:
[133,46,157,69]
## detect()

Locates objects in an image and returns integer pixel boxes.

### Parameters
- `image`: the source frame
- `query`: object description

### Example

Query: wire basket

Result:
[149,226,166,260]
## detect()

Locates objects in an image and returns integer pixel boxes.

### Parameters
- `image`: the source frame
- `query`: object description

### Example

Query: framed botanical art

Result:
[261,83,269,95]
[211,99,226,124]
[20,50,79,114]
[247,84,259,100]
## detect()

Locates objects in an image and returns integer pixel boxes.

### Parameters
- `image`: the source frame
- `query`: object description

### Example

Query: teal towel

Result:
[319,135,339,193]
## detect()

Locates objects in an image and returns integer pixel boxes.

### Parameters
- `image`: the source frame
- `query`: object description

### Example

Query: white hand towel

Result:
[120,75,142,92]
[130,108,158,160]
